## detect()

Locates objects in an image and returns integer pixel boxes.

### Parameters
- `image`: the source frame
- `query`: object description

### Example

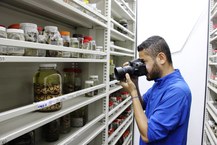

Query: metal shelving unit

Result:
[0,0,137,144]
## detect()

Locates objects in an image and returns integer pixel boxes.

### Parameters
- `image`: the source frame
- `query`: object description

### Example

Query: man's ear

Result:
[156,52,166,64]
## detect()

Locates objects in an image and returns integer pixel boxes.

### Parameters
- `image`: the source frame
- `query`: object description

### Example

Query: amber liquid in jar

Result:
[33,64,62,112]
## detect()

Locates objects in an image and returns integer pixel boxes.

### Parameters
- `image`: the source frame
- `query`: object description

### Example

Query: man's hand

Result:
[120,73,138,97]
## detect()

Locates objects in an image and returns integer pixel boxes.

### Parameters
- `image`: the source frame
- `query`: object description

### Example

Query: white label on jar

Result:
[7,47,25,56]
[71,118,84,127]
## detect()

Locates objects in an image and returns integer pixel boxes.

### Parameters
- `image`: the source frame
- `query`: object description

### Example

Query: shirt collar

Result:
[154,69,180,85]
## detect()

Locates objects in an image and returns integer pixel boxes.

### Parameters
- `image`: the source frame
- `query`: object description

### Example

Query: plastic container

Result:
[63,68,75,94]
[7,29,25,56]
[20,23,39,56]
[33,64,62,112]
[70,37,80,58]
[60,31,71,58]
[85,80,94,97]
[0,26,7,55]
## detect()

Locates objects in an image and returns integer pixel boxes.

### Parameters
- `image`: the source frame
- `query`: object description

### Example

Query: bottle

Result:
[33,64,62,112]
[43,119,60,142]
[60,31,71,58]
[109,59,115,81]
[70,37,80,58]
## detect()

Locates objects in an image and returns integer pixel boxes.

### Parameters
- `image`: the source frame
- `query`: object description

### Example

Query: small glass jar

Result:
[85,80,94,97]
[33,64,62,112]
[20,23,39,56]
[60,31,71,58]
[60,114,71,134]
[120,91,129,100]
[43,119,60,142]
[7,131,35,145]
[7,29,25,56]
[0,26,7,55]
[70,37,80,58]
[37,26,46,57]
[74,68,82,91]
[70,106,87,127]
[89,75,99,95]
[63,68,75,94]
[94,46,103,59]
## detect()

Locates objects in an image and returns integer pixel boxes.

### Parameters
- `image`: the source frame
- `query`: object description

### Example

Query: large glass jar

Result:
[33,64,62,112]
[42,119,60,142]
[70,106,88,127]
[63,68,75,94]
[20,23,39,56]
[7,131,35,145]
[60,113,71,134]
[60,31,71,58]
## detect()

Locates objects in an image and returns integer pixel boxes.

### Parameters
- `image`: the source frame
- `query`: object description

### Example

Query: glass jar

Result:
[60,114,71,134]
[0,26,7,55]
[7,29,25,56]
[45,26,61,57]
[95,46,103,59]
[85,80,94,97]
[37,26,46,57]
[70,106,87,127]
[43,119,60,142]
[33,64,62,112]
[89,75,99,95]
[20,23,39,56]
[60,31,71,58]
[63,68,75,94]
[109,59,115,81]
[70,37,80,58]
[74,68,82,91]
[82,39,90,58]
[7,131,35,145]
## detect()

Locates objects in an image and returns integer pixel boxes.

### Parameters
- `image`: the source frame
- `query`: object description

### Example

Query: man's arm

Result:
[121,73,149,143]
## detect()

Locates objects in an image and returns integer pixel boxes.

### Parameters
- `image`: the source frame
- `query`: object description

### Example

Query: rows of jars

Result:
[0,23,103,58]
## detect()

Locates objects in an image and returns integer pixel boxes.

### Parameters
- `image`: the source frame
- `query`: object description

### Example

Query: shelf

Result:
[109,80,120,86]
[109,99,132,125]
[110,51,134,57]
[210,35,217,43]
[1,0,107,28]
[208,83,217,94]
[111,0,135,21]
[211,2,217,14]
[109,96,131,116]
[123,133,132,145]
[210,28,217,37]
[118,0,135,18]
[0,93,106,144]
[209,62,217,66]
[111,28,135,42]
[205,122,217,145]
[108,113,133,143]
[109,84,122,94]
[110,44,134,53]
[207,101,217,123]
[111,19,135,37]
[39,114,105,145]
[0,84,106,122]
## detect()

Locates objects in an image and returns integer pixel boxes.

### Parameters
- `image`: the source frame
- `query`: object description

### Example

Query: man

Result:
[120,36,192,145]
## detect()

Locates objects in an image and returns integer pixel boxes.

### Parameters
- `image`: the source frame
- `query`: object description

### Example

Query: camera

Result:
[114,59,147,81]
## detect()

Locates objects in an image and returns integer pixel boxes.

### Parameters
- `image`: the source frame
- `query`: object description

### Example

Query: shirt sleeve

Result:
[147,87,189,142]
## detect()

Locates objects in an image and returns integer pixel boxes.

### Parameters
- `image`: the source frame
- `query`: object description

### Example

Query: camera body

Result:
[114,59,147,81]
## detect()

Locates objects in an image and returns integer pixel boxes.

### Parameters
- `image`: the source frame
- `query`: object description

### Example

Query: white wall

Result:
[135,0,209,145]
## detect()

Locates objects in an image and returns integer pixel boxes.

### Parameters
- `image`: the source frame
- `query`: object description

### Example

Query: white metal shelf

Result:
[111,19,135,37]
[210,35,217,43]
[108,114,133,143]
[207,101,217,123]
[111,28,135,42]
[1,0,107,28]
[123,133,132,145]
[110,51,134,57]
[118,0,135,17]
[110,44,134,53]
[108,99,132,125]
[0,93,106,144]
[109,80,120,86]
[109,97,131,116]
[205,122,217,145]
[0,84,106,122]
[109,84,123,94]
[39,114,105,145]
[211,2,217,14]
[111,0,135,21]
[207,83,217,94]
[210,28,217,37]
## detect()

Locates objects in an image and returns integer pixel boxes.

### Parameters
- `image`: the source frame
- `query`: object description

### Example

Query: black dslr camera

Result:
[114,59,147,81]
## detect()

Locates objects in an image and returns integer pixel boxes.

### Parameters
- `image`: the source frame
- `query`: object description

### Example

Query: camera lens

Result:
[114,66,133,81]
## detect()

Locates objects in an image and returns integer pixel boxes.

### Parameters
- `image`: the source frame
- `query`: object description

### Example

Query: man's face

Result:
[139,50,162,81]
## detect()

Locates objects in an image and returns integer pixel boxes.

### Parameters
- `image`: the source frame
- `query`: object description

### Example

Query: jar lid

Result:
[8,23,20,29]
[73,34,83,38]
[20,23,37,28]
[63,68,75,72]
[0,26,6,31]
[44,26,58,31]
[84,36,93,41]
[89,75,99,79]
[83,39,90,43]
[7,29,24,34]
[37,26,44,32]
[39,64,57,68]
[85,80,94,84]
[60,31,70,36]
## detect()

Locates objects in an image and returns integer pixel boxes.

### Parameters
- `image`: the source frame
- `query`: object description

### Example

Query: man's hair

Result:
[137,36,173,64]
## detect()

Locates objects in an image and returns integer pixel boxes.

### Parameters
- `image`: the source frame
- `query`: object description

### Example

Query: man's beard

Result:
[146,62,162,81]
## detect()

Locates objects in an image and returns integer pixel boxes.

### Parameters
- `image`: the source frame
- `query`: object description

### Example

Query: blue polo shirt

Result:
[140,69,191,145]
